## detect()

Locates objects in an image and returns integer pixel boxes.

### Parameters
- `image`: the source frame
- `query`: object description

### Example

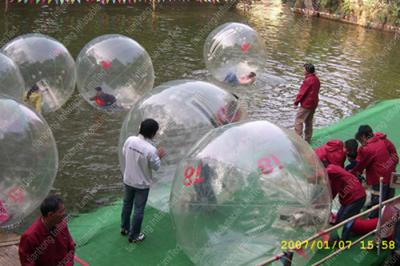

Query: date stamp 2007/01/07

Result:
[281,240,396,251]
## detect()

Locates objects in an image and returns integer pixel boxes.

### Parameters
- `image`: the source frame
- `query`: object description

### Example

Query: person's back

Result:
[294,71,320,110]
[352,135,393,185]
[24,91,42,113]
[304,74,320,108]
[327,164,366,206]
[374,132,399,173]
[315,139,345,167]
[122,135,160,189]
[100,93,116,106]
[120,118,166,243]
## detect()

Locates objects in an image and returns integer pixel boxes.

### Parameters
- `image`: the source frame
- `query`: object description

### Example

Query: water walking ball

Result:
[170,120,331,265]
[0,53,25,99]
[2,33,76,113]
[119,80,246,211]
[204,22,266,86]
[0,96,58,229]
[76,34,154,111]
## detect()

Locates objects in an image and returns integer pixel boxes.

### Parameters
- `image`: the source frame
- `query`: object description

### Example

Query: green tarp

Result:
[69,99,400,266]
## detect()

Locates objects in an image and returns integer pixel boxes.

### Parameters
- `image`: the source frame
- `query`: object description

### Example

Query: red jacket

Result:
[374,132,399,174]
[19,218,75,266]
[315,140,346,167]
[294,73,321,109]
[327,164,366,206]
[351,135,393,185]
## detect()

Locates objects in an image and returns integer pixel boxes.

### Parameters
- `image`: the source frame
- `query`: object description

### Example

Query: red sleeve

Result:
[216,107,227,124]
[327,166,338,199]
[294,79,310,106]
[66,228,76,266]
[386,139,399,166]
[351,146,373,177]
[330,180,338,199]
[18,235,37,266]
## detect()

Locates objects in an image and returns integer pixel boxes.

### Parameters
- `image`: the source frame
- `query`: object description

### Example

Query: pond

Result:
[1,0,400,221]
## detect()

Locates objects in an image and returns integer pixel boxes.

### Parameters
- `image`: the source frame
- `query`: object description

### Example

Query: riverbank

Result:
[287,0,400,34]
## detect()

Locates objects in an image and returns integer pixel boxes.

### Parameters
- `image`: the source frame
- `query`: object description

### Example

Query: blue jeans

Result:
[223,72,238,85]
[121,184,149,239]
[336,196,366,240]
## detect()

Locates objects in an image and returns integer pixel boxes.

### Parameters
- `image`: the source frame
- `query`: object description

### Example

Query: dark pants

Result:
[121,184,149,239]
[336,196,366,240]
[193,163,217,210]
[345,161,357,171]
[368,184,395,218]
[223,72,238,85]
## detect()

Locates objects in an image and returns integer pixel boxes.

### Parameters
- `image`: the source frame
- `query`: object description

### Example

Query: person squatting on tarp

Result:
[326,164,366,240]
[315,144,366,240]
[344,139,359,171]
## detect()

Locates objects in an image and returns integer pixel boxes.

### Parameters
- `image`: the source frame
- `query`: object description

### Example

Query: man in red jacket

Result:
[327,164,366,223]
[351,125,397,218]
[19,195,75,266]
[294,63,321,143]
[374,131,399,174]
[326,164,366,240]
[315,139,346,167]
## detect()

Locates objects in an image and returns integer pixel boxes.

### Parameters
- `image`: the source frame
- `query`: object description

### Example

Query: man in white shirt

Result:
[121,119,166,243]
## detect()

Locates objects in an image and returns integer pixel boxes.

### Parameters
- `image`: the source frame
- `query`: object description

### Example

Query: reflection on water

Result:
[1,1,400,217]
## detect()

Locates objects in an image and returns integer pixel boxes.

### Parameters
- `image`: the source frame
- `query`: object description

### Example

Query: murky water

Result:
[1,0,400,219]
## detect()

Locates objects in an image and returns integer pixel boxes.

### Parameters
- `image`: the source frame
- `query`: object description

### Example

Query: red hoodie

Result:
[374,132,399,174]
[19,218,75,266]
[315,140,346,167]
[351,135,393,185]
[326,164,366,206]
[327,164,366,206]
[294,73,321,109]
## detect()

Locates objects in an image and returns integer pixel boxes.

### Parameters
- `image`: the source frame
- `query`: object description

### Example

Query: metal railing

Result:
[259,177,400,266]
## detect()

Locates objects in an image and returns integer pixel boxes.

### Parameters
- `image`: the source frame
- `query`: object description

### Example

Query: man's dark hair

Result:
[249,72,256,78]
[345,139,358,159]
[26,84,40,100]
[40,195,63,217]
[139,119,159,139]
[95,86,102,92]
[304,63,315,74]
[355,125,374,141]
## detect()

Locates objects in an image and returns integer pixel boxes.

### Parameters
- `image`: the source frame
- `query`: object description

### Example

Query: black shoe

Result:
[120,228,129,236]
[128,233,146,243]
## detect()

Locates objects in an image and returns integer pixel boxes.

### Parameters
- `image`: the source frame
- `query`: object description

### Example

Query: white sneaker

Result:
[129,233,146,243]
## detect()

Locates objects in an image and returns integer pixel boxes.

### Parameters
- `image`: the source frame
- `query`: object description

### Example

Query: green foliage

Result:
[336,0,352,16]
[290,0,400,26]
